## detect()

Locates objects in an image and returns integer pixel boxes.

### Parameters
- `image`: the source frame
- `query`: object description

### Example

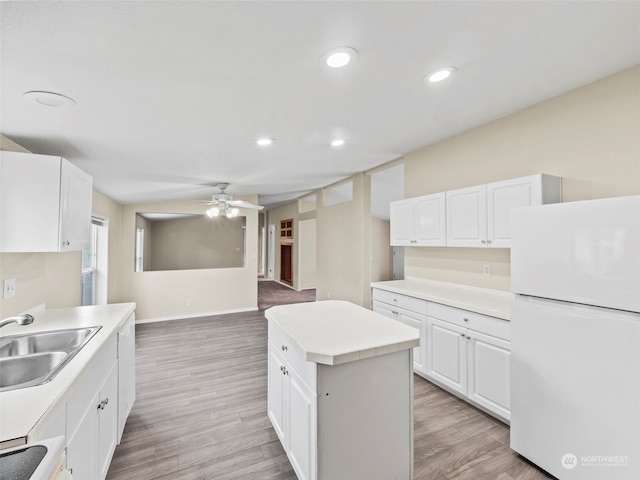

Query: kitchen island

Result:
[265,300,420,480]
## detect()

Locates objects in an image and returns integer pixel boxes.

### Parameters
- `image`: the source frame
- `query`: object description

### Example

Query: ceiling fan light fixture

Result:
[206,206,220,217]
[425,67,457,84]
[226,207,240,218]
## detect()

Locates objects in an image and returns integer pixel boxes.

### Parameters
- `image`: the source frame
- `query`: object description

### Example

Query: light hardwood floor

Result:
[106,310,554,480]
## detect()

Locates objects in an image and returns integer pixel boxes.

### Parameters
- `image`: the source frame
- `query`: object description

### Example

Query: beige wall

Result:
[370,218,392,282]
[297,218,317,290]
[315,174,372,307]
[121,199,259,320]
[144,215,245,270]
[403,65,640,291]
[266,200,316,290]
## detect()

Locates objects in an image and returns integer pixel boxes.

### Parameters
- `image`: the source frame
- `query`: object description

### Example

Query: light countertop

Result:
[265,300,420,366]
[370,278,512,320]
[0,303,136,447]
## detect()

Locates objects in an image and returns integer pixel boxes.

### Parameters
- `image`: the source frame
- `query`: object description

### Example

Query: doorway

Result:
[267,224,276,279]
[280,244,293,286]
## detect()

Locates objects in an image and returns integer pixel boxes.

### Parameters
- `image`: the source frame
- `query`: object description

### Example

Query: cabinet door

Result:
[268,343,288,447]
[97,362,119,480]
[486,176,540,248]
[426,317,467,395]
[60,159,93,251]
[467,331,511,422]
[414,192,446,246]
[118,313,136,443]
[389,199,415,246]
[287,369,317,480]
[0,152,61,252]
[372,301,426,375]
[67,390,99,480]
[446,185,487,247]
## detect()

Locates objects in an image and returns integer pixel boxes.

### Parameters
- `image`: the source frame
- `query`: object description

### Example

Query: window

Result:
[81,222,98,306]
[324,181,353,206]
[280,219,294,239]
[135,227,145,272]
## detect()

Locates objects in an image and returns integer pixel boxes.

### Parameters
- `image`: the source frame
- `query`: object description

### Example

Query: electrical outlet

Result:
[186,298,193,307]
[483,265,491,276]
[3,278,16,299]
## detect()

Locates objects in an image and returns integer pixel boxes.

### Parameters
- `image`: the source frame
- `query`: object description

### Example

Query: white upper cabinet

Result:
[446,185,487,247]
[390,192,446,246]
[487,174,562,248]
[446,174,562,248]
[0,151,93,252]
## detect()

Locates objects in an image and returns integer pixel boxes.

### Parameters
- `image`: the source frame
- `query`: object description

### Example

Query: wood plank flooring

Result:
[106,310,554,480]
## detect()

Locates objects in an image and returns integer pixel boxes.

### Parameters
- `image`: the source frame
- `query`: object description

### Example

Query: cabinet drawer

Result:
[67,336,117,439]
[428,302,510,341]
[372,289,427,315]
[269,322,317,391]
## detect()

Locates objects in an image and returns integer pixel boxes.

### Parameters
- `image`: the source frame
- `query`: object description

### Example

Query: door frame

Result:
[267,224,276,279]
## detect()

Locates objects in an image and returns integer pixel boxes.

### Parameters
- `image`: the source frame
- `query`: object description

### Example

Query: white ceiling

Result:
[1,1,639,207]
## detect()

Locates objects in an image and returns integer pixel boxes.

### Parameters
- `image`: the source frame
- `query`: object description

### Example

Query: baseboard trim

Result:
[136,307,259,324]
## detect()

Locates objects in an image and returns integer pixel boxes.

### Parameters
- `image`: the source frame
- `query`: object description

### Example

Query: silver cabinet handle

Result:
[463,317,469,322]
[62,240,70,246]
[487,240,492,245]
[281,345,287,351]
[460,332,465,337]
[466,335,471,340]
[480,239,486,244]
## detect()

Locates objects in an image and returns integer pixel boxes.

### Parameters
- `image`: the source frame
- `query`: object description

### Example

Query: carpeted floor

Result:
[258,279,316,310]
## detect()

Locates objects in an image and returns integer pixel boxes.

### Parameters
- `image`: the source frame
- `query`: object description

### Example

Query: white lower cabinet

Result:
[425,303,511,423]
[372,289,427,375]
[117,313,136,442]
[67,338,119,480]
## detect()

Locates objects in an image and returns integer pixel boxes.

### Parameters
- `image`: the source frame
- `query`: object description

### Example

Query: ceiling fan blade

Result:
[228,200,264,210]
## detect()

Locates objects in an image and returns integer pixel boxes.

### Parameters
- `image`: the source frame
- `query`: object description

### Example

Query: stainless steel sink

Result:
[0,352,67,389]
[0,326,101,392]
[0,327,99,358]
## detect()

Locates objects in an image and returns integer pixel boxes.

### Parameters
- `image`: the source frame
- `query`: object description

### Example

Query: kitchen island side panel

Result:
[317,349,413,480]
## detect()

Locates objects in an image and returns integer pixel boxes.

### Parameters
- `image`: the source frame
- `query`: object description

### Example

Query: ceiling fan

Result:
[200,183,264,218]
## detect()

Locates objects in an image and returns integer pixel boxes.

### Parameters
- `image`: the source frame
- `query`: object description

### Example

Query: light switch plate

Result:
[3,278,16,299]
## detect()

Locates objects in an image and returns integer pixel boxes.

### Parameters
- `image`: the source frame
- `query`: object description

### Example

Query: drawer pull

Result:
[463,317,469,322]
[281,345,288,351]
[460,333,465,337]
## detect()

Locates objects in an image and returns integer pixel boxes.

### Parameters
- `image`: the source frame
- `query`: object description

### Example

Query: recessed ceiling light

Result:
[331,139,345,147]
[256,138,273,146]
[425,67,457,83]
[23,91,76,108]
[323,46,358,68]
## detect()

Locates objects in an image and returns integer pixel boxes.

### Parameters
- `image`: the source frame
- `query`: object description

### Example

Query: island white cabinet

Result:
[425,302,511,422]
[372,288,427,375]
[390,192,446,246]
[0,151,93,252]
[266,301,418,480]
[446,174,562,248]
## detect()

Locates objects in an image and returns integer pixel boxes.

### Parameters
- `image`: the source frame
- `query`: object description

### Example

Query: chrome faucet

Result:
[0,314,34,330]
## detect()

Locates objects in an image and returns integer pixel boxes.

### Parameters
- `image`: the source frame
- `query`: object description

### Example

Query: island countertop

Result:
[265,300,420,366]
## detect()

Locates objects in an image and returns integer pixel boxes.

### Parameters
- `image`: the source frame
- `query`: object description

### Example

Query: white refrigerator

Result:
[510,195,640,480]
